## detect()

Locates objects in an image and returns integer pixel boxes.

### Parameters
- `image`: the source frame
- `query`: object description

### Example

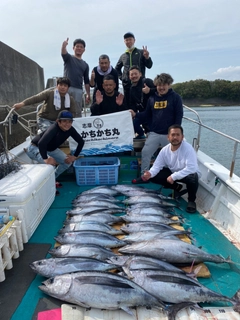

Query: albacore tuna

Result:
[49,243,117,261]
[64,211,123,225]
[121,222,178,234]
[123,195,178,207]
[119,238,233,264]
[54,230,126,248]
[58,220,123,235]
[39,271,167,316]
[30,257,118,277]
[124,269,240,312]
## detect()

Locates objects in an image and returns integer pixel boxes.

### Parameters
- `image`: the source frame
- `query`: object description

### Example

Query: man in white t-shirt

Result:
[141,124,201,213]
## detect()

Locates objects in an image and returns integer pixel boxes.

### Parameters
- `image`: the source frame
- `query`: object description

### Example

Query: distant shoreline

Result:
[183,99,240,107]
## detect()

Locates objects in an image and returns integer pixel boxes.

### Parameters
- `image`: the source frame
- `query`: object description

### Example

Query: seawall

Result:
[0,41,44,105]
[0,41,45,149]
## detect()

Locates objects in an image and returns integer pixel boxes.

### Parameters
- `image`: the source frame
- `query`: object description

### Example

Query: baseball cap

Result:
[57,111,74,120]
[124,32,135,39]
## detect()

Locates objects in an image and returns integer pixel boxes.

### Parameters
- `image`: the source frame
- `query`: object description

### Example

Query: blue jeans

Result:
[68,87,83,118]
[37,117,55,133]
[25,144,71,178]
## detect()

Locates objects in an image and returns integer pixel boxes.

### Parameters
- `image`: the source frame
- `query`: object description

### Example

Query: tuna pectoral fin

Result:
[167,302,198,320]
[121,305,136,316]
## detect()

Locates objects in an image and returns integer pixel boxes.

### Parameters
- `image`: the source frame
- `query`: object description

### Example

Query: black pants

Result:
[151,167,199,202]
[123,85,131,108]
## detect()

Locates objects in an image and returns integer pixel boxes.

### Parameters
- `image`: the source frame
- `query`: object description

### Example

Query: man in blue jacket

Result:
[130,73,183,184]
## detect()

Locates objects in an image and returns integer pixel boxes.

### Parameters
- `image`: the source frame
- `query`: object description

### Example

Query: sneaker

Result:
[56,181,63,188]
[186,201,196,213]
[55,190,60,196]
[134,135,146,140]
[132,177,149,184]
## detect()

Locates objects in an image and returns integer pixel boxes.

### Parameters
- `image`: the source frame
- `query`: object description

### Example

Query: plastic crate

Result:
[119,157,138,171]
[73,157,120,186]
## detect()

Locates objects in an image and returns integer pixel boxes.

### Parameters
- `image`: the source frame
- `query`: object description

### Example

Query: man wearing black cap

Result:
[115,32,153,107]
[25,111,84,188]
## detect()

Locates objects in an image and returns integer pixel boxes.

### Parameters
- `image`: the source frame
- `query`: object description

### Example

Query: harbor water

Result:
[182,106,240,176]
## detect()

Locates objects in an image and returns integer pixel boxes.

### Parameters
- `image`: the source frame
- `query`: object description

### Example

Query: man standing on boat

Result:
[90,75,127,115]
[141,124,200,213]
[25,111,84,191]
[61,38,91,117]
[131,73,183,183]
[12,77,76,132]
[115,32,153,107]
[90,54,119,102]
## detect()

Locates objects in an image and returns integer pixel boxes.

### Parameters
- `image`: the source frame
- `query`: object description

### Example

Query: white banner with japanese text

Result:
[69,111,134,156]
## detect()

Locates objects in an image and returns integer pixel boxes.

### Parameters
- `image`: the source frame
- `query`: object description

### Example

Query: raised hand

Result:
[142,45,149,59]
[62,38,69,49]
[142,83,150,94]
[95,90,103,104]
[116,93,124,106]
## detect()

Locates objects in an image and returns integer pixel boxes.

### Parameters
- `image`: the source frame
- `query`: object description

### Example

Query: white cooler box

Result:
[0,164,55,242]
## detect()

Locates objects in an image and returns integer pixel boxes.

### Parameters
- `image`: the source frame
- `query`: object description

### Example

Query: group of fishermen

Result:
[12,32,200,213]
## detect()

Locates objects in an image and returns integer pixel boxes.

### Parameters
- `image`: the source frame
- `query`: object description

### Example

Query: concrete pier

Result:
[0,41,45,148]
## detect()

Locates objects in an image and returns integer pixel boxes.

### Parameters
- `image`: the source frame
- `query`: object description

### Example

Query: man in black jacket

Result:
[25,111,84,180]
[90,75,127,116]
[90,54,119,102]
[115,32,153,107]
[129,65,156,138]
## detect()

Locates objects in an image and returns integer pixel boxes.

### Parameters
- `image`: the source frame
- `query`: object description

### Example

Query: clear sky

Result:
[1,0,240,86]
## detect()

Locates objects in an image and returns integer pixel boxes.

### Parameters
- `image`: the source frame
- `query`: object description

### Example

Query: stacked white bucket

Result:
[0,218,24,281]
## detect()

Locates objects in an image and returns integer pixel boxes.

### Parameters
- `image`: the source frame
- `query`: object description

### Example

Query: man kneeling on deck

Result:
[140,124,201,213]
[25,111,84,193]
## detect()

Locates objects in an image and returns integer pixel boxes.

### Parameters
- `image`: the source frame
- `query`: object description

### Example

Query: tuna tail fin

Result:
[230,264,240,275]
[232,289,240,313]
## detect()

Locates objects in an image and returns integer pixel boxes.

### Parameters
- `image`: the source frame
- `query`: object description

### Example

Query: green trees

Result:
[172,79,240,101]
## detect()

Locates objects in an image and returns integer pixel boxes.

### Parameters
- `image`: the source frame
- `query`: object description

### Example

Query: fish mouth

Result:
[29,263,37,272]
[38,284,48,294]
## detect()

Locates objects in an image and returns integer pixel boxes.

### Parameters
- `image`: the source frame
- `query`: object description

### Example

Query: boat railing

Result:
[183,104,240,177]
[0,104,41,149]
[1,103,240,177]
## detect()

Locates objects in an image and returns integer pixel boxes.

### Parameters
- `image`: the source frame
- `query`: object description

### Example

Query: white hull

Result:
[5,137,240,249]
[196,150,240,248]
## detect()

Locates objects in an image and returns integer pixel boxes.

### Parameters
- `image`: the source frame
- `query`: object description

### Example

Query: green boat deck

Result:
[7,155,240,319]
